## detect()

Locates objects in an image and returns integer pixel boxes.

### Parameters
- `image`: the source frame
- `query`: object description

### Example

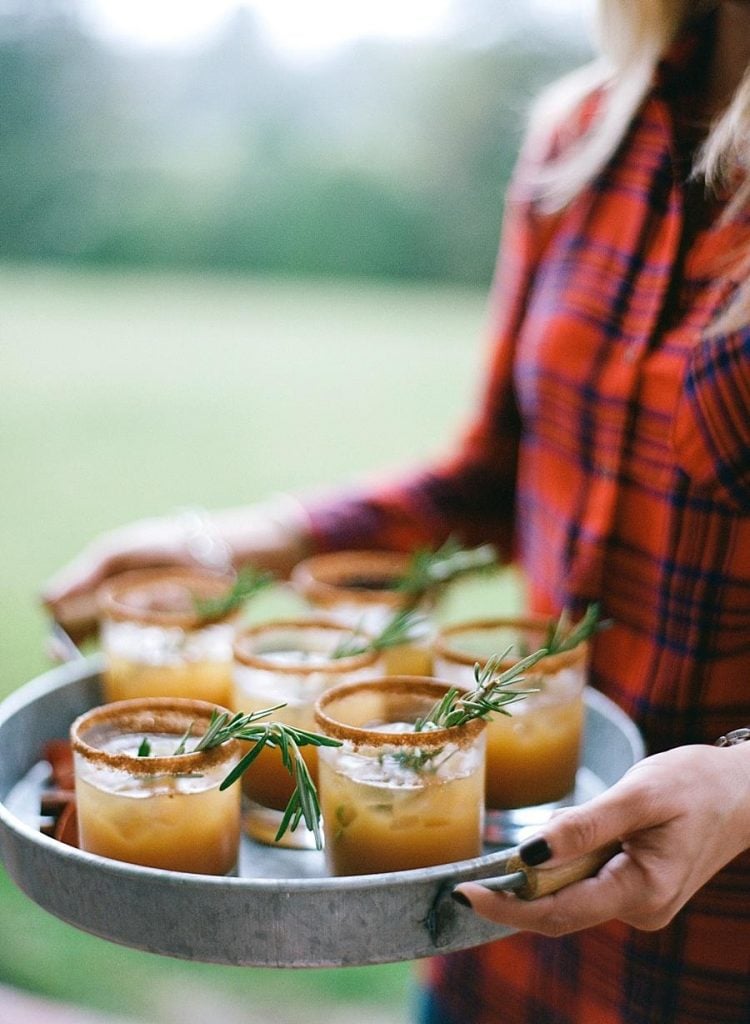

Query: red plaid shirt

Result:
[309,24,750,1024]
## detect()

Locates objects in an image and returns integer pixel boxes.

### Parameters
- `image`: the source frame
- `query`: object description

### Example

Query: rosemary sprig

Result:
[545,601,605,654]
[387,648,547,773]
[398,538,498,600]
[192,566,274,622]
[133,704,340,848]
[331,607,427,659]
[395,603,603,770]
[421,602,604,733]
[198,707,341,849]
[190,704,282,751]
[330,541,496,658]
[416,647,547,734]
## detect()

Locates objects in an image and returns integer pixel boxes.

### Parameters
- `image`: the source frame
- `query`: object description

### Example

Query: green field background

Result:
[0,265,523,1023]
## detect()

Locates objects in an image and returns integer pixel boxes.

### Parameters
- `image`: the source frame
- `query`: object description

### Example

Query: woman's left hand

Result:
[453,742,750,934]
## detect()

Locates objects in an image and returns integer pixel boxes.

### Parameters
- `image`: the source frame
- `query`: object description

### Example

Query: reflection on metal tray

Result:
[0,658,644,968]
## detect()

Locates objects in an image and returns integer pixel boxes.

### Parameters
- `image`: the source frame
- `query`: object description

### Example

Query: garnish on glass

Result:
[396,603,603,770]
[192,566,274,622]
[544,602,605,654]
[136,704,340,849]
[398,538,498,602]
[330,542,497,661]
[331,607,427,659]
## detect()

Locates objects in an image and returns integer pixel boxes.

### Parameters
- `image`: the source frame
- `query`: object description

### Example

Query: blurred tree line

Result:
[0,0,591,286]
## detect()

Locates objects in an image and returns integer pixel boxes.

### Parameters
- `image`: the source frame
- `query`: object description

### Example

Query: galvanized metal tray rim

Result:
[0,657,645,967]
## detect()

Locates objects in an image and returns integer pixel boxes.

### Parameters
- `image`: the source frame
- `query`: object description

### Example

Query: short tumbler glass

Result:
[71,697,243,874]
[232,618,382,848]
[290,550,435,674]
[314,677,486,875]
[433,617,588,844]
[97,567,238,707]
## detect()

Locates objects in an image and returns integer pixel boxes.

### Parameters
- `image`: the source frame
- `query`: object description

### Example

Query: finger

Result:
[453,860,627,936]
[519,768,670,866]
[42,548,116,604]
[42,539,190,605]
[42,592,100,644]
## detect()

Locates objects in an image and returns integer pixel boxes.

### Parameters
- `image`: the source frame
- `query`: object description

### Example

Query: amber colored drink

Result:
[104,654,232,707]
[71,698,242,874]
[290,550,435,675]
[318,752,483,875]
[381,643,433,677]
[433,617,588,839]
[234,703,320,812]
[315,677,486,875]
[484,698,585,808]
[238,743,317,811]
[232,620,381,846]
[97,567,238,707]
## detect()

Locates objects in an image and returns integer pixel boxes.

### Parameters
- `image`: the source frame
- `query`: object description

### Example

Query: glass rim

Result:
[70,697,242,774]
[313,676,486,748]
[232,617,381,673]
[96,566,237,629]
[433,616,589,674]
[290,550,417,610]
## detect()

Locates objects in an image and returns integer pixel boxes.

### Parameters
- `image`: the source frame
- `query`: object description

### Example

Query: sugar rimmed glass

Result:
[71,697,243,874]
[232,618,382,848]
[314,676,486,875]
[97,567,239,707]
[433,617,588,844]
[290,550,435,674]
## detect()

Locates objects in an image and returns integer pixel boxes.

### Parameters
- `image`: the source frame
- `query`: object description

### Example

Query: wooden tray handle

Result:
[501,842,620,900]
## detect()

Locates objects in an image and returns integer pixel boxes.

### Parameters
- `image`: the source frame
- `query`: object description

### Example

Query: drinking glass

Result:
[97,567,238,707]
[71,697,243,874]
[232,618,382,848]
[314,677,486,875]
[290,550,434,674]
[433,617,588,844]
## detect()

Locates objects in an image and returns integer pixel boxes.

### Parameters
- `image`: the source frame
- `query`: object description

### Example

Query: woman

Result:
[44,2,750,1021]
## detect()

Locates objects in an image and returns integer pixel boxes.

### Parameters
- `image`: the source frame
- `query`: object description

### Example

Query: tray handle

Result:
[423,844,618,948]
[480,842,620,899]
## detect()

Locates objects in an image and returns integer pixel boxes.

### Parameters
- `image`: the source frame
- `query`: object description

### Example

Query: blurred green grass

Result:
[0,264,522,1023]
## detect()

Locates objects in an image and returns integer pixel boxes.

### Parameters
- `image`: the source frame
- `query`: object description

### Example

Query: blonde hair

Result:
[526,0,750,333]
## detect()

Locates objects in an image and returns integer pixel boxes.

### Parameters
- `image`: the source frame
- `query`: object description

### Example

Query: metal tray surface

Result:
[0,658,644,968]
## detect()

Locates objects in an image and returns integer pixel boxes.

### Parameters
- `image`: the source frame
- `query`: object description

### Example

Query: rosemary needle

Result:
[192,566,274,622]
[134,704,340,849]
[398,539,498,600]
[196,706,340,850]
[331,606,426,659]
[397,603,604,770]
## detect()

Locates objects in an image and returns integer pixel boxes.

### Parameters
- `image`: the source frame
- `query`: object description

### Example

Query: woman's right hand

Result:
[41,500,314,644]
[453,742,750,934]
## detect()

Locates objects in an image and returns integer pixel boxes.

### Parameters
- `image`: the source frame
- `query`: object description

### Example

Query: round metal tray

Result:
[0,658,644,968]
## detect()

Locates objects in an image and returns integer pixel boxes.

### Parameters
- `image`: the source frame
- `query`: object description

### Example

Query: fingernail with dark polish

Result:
[519,837,552,867]
[451,889,473,908]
